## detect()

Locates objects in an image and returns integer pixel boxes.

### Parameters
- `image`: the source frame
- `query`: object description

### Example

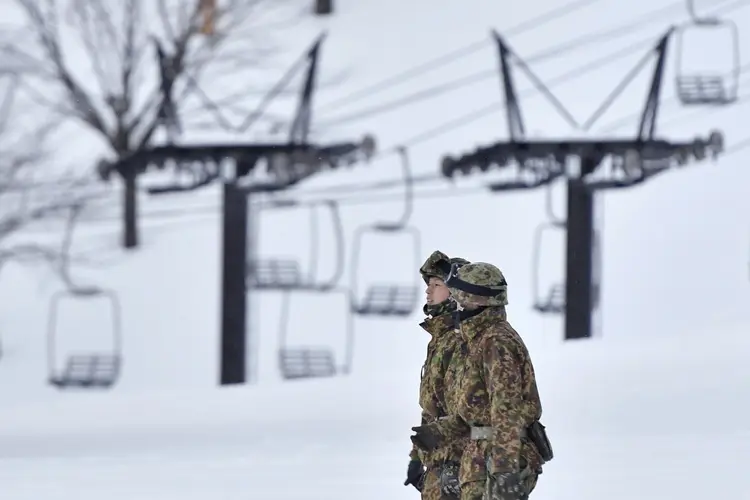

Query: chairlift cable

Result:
[27,82,750,228]
[316,0,741,129]
[13,0,748,195]
[316,0,608,113]
[360,2,750,163]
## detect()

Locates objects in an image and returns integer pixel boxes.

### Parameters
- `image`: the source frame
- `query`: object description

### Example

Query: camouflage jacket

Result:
[435,307,544,480]
[410,310,468,467]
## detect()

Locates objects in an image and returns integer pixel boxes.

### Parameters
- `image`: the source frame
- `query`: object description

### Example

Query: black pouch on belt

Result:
[439,461,461,500]
[527,420,554,463]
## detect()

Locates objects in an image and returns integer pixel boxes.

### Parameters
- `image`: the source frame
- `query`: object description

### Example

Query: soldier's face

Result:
[426,277,450,305]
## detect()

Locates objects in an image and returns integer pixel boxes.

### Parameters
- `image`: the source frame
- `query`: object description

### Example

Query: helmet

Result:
[420,250,470,284]
[446,262,508,308]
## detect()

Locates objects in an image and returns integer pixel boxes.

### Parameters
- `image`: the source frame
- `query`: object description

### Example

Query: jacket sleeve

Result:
[433,414,470,440]
[483,338,525,474]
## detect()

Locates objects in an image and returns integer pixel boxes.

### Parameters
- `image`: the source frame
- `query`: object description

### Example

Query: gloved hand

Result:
[486,471,525,500]
[410,424,443,452]
[403,459,425,491]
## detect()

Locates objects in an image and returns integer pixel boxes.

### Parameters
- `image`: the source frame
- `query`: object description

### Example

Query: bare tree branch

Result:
[0,122,104,289]
[0,0,336,249]
[5,0,308,157]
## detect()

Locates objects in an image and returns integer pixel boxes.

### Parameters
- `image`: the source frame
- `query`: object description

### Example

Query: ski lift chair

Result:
[351,281,419,317]
[531,224,603,315]
[349,147,422,318]
[278,348,336,380]
[275,288,355,379]
[531,182,567,314]
[247,200,345,292]
[47,205,123,390]
[530,181,603,316]
[47,286,123,390]
[674,14,740,106]
[534,283,566,315]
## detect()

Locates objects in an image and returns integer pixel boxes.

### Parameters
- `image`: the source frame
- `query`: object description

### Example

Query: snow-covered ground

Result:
[1,0,750,498]
[2,329,749,500]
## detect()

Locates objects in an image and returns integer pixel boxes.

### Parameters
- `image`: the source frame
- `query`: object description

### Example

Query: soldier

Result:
[409,262,553,500]
[404,250,470,500]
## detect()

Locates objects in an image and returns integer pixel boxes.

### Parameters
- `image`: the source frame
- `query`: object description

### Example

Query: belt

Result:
[470,426,528,440]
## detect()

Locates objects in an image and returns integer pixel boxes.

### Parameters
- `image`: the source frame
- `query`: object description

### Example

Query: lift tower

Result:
[111,34,375,384]
[440,29,724,341]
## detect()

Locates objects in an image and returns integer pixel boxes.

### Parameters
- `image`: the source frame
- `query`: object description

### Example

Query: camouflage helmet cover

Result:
[420,250,470,284]
[448,261,508,307]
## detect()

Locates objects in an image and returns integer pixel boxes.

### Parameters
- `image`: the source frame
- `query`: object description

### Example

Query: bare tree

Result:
[1,0,307,249]
[0,83,102,286]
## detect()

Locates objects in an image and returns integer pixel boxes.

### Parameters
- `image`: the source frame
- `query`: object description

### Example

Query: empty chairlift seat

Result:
[676,75,732,105]
[348,147,422,318]
[353,284,418,317]
[249,259,304,289]
[278,348,336,380]
[534,284,565,314]
[674,17,740,106]
[49,354,121,389]
[47,286,124,391]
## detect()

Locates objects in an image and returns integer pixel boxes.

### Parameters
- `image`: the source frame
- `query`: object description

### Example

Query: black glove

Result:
[403,459,425,491]
[410,424,443,452]
[487,472,525,500]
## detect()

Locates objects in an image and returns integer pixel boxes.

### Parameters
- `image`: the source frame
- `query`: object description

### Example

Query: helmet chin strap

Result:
[449,296,464,311]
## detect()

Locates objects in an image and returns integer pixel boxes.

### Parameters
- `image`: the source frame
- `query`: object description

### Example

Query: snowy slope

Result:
[2,326,750,500]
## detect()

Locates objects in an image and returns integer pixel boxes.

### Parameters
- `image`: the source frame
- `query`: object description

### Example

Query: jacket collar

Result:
[455,307,507,342]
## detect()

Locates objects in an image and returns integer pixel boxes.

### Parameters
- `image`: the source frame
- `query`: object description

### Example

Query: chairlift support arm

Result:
[145,34,331,193]
[289,36,324,145]
[153,38,181,143]
[441,136,723,186]
[439,28,725,342]
[492,31,580,137]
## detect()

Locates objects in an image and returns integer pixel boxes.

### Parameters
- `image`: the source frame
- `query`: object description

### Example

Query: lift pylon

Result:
[440,28,724,340]
[112,33,378,384]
